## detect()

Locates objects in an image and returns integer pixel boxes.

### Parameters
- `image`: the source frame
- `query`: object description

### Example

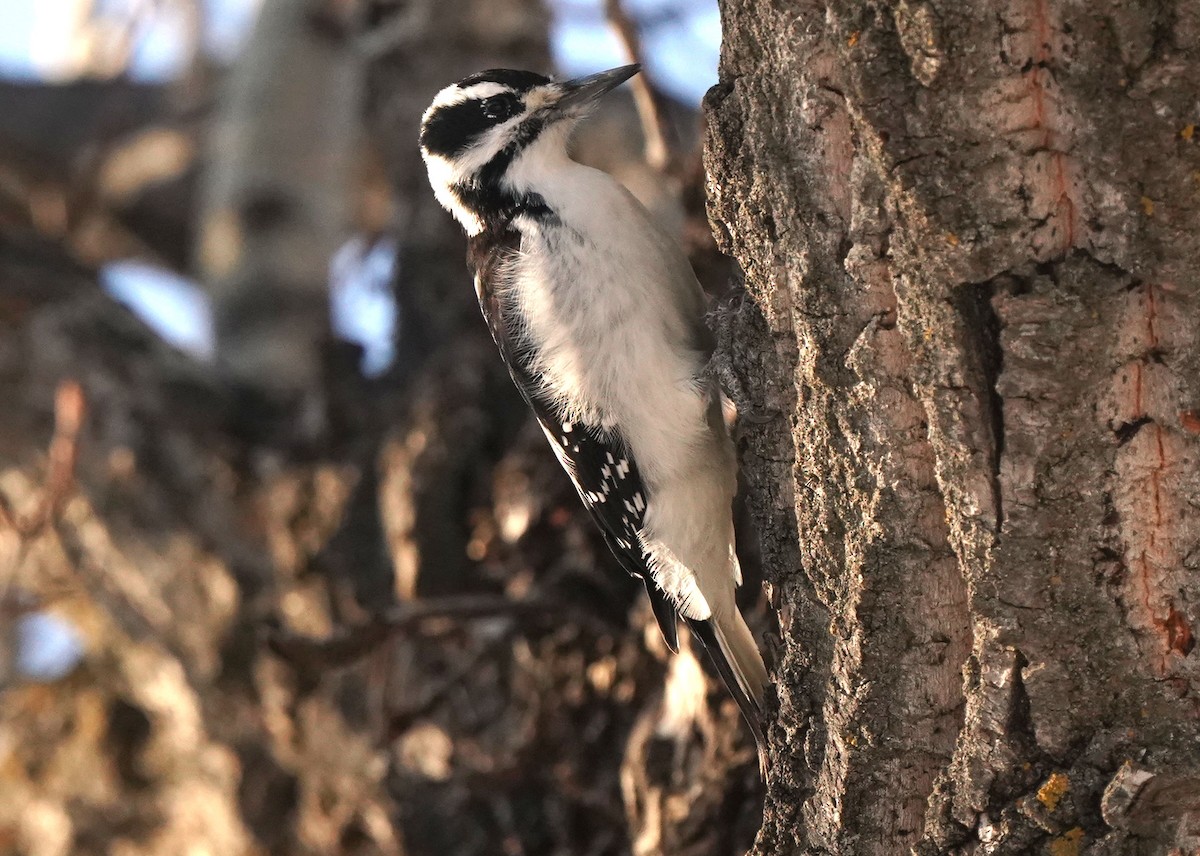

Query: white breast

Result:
[501,151,743,623]
[504,162,711,488]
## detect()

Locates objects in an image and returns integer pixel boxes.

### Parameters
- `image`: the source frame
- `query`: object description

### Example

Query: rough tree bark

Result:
[705,0,1200,853]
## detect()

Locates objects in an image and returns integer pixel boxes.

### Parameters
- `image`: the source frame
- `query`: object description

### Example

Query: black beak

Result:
[555,64,640,112]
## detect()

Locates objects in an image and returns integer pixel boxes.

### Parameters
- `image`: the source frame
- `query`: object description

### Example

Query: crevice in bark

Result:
[1112,416,1152,446]
[1003,649,1038,756]
[955,280,1007,537]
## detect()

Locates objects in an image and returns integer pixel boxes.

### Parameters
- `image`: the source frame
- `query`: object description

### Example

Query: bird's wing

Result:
[467,228,680,651]
[532,411,679,652]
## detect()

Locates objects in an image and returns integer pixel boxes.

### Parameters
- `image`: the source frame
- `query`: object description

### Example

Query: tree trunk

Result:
[705,0,1200,853]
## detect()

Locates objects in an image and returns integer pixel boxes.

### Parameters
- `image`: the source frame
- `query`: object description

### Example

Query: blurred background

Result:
[0,1,765,853]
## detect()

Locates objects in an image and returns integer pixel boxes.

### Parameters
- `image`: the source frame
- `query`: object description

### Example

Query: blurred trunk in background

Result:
[706,0,1200,852]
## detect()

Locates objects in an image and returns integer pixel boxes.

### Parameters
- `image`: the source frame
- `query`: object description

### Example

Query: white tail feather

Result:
[712,609,768,708]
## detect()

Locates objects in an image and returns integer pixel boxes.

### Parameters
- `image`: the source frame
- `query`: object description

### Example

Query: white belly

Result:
[499,161,740,619]
[509,214,707,488]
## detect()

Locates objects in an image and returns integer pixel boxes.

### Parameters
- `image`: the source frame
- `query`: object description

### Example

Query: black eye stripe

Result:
[420,93,524,156]
[420,102,494,156]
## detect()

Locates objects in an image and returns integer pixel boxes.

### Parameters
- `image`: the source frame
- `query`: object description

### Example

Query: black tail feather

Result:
[684,616,767,778]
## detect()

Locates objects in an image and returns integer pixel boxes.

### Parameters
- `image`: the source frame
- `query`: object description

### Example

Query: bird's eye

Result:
[481,95,519,121]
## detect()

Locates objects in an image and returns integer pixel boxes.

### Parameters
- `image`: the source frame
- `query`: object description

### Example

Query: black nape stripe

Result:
[459,69,550,92]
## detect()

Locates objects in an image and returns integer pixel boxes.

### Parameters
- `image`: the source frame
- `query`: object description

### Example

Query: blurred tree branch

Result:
[0,380,84,540]
[603,0,676,171]
[268,593,541,669]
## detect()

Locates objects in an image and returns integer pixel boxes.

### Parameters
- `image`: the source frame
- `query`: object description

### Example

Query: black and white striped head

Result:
[420,65,639,234]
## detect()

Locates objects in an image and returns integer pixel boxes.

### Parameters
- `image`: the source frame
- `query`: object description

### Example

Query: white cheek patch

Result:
[422,152,484,234]
[422,116,526,186]
[458,120,523,174]
[422,109,538,235]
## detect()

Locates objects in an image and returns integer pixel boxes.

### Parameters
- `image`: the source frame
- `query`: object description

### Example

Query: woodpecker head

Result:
[420,64,640,233]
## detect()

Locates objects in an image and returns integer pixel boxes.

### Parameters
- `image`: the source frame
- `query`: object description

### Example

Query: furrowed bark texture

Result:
[705,0,1200,853]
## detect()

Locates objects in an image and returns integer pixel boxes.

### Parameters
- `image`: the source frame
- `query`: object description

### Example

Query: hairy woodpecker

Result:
[419,65,769,754]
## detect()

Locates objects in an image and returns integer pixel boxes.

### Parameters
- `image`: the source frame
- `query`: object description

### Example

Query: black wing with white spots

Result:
[536,414,679,651]
[468,225,679,651]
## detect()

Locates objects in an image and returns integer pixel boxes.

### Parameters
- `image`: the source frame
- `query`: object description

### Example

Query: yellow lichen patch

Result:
[1182,124,1195,142]
[1140,196,1155,216]
[1048,827,1084,856]
[945,231,959,245]
[1037,772,1070,810]
[848,31,860,47]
